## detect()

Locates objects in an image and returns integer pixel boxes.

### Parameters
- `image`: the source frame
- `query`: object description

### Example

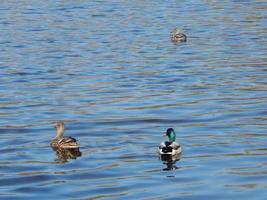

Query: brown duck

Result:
[171,28,187,43]
[51,121,79,149]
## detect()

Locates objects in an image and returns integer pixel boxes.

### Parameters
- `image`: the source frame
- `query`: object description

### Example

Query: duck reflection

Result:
[52,147,82,163]
[159,153,181,171]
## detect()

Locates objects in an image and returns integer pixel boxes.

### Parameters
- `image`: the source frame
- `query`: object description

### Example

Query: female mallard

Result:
[158,128,182,156]
[51,121,79,149]
[171,28,187,43]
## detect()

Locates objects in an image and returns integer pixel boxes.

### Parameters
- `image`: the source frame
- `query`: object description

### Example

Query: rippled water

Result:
[0,1,267,199]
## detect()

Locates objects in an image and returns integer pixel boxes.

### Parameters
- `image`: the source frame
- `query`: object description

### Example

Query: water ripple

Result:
[0,0,266,199]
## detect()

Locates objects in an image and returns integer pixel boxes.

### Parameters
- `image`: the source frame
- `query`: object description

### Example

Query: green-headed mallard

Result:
[171,28,187,43]
[158,128,182,156]
[51,121,79,149]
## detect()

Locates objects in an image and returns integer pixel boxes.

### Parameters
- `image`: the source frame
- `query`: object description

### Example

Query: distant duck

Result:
[171,28,187,43]
[158,128,182,156]
[51,121,79,149]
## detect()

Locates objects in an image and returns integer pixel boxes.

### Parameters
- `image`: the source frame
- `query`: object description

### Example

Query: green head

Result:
[166,128,176,142]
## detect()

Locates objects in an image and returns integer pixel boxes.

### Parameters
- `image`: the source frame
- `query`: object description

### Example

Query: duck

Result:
[158,128,182,156]
[51,121,79,149]
[171,28,187,43]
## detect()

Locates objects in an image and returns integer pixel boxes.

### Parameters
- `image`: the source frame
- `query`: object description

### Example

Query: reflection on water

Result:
[52,147,82,164]
[159,153,181,171]
[0,0,267,199]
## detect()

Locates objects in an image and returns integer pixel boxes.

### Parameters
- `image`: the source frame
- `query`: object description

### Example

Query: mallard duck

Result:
[158,128,182,156]
[171,28,187,43]
[51,121,79,149]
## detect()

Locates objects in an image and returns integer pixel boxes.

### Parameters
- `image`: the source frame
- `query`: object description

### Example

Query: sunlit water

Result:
[0,1,267,199]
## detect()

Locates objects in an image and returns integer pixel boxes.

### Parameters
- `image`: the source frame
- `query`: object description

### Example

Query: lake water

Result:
[0,1,267,199]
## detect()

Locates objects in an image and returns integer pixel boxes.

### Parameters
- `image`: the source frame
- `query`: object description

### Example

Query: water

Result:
[0,1,267,199]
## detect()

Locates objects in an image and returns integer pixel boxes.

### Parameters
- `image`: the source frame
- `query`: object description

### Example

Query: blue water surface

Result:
[0,1,266,199]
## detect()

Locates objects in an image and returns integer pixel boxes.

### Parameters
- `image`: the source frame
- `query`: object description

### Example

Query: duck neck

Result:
[55,127,64,139]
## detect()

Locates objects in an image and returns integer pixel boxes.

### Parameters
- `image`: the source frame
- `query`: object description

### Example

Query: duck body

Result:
[51,136,79,149]
[158,141,182,156]
[51,121,79,149]
[158,128,182,156]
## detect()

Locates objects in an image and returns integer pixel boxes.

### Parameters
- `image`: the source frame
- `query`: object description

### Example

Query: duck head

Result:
[171,28,187,43]
[165,128,176,142]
